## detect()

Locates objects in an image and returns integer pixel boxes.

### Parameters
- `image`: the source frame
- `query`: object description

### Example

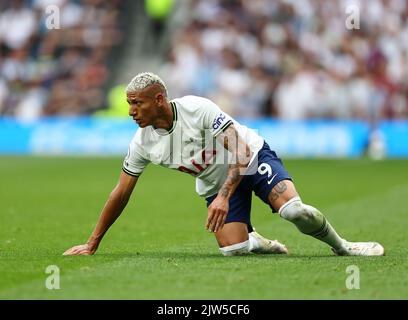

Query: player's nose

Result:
[129,107,137,117]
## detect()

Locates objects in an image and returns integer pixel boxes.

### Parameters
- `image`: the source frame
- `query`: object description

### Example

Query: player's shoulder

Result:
[172,95,218,113]
[173,95,212,105]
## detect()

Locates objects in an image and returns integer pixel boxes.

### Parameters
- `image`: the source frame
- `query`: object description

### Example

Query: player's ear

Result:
[155,92,165,105]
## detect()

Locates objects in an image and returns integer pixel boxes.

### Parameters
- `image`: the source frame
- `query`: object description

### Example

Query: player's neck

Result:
[153,102,174,132]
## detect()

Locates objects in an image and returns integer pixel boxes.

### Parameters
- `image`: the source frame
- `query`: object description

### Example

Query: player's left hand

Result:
[206,196,229,233]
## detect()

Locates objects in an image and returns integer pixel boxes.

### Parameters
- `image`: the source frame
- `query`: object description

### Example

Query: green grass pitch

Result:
[0,156,407,299]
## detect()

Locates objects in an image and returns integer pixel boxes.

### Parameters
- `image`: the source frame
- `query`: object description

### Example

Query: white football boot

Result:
[249,230,289,254]
[332,239,385,256]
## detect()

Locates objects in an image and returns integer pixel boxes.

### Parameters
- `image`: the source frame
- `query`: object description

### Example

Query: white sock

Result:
[219,240,250,256]
[279,197,345,250]
[248,233,261,252]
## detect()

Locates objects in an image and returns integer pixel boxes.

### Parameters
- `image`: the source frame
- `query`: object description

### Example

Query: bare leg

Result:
[214,222,248,247]
[214,222,288,255]
[267,180,299,211]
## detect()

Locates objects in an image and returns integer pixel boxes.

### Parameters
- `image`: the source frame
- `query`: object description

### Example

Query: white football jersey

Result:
[123,95,264,198]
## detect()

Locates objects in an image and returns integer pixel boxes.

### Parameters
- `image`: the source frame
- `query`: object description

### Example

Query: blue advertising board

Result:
[0,117,407,157]
[379,121,408,158]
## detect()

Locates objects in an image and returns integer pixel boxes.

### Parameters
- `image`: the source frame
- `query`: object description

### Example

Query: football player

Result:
[64,73,384,257]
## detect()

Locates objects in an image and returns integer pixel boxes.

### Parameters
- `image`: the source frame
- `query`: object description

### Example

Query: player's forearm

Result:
[218,164,243,200]
[87,187,131,248]
[218,147,252,200]
[217,125,253,200]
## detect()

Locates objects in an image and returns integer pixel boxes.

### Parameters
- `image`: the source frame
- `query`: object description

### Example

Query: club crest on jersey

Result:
[212,113,226,130]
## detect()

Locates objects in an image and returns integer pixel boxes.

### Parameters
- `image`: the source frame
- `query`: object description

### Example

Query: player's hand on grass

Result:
[63,243,96,256]
[206,195,229,233]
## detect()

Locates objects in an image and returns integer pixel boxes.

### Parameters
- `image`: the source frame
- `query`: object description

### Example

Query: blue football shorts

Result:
[205,141,292,232]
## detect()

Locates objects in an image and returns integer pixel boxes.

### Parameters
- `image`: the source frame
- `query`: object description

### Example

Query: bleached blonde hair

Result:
[125,72,168,96]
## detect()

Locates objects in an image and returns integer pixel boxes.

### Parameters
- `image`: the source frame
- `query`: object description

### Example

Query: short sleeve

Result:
[122,136,150,177]
[199,97,234,138]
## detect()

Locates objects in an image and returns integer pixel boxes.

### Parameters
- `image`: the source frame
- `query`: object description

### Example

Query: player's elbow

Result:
[237,146,253,172]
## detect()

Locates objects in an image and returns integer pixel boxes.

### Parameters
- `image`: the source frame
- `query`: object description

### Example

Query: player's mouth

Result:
[134,118,141,125]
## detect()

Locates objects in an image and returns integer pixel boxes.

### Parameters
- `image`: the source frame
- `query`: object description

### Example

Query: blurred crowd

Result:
[1,0,407,121]
[161,0,408,120]
[0,0,123,120]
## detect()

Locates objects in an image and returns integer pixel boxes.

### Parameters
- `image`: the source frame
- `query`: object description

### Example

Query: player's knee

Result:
[219,240,250,256]
[278,197,314,222]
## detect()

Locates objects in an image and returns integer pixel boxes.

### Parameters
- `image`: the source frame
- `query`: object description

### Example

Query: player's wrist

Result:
[87,237,100,249]
[216,192,231,201]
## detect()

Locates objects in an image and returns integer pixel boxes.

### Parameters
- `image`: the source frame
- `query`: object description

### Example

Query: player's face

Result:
[127,88,162,127]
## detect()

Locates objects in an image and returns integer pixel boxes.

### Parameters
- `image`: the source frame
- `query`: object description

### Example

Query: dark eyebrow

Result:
[127,98,141,104]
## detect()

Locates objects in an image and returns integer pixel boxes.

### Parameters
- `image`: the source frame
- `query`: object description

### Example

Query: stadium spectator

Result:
[144,0,175,43]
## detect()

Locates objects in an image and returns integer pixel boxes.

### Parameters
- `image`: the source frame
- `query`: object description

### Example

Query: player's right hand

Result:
[63,243,96,256]
[206,195,229,233]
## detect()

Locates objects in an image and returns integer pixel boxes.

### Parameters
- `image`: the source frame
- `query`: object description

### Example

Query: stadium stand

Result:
[0,0,126,120]
[0,0,407,121]
[161,0,408,120]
